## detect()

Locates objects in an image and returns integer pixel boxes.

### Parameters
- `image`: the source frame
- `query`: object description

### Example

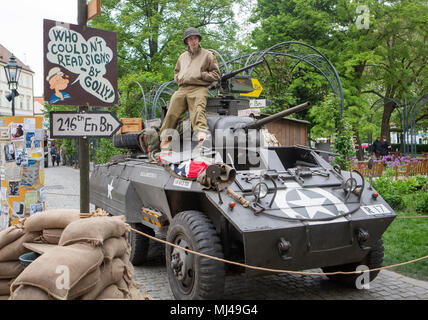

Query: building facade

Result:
[0,44,34,116]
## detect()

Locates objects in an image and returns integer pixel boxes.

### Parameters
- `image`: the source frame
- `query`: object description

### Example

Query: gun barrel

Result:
[221,59,265,82]
[245,101,312,130]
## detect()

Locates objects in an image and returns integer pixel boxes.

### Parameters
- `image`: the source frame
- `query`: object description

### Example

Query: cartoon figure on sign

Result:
[46,67,71,104]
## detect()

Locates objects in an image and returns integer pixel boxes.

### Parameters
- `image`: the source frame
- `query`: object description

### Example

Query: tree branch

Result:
[361,90,385,99]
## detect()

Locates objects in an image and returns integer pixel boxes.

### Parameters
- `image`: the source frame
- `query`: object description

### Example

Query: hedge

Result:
[390,144,428,153]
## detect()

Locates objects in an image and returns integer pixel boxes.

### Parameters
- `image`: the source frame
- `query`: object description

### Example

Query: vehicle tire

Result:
[166,210,225,300]
[128,222,155,266]
[322,239,384,288]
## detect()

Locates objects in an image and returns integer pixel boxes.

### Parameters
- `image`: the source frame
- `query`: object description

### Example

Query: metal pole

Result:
[11,90,15,116]
[78,0,90,213]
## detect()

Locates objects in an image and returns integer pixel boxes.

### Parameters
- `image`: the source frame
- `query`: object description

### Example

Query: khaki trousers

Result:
[160,85,209,137]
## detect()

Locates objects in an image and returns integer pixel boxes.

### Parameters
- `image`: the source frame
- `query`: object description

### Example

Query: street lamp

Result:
[4,54,22,116]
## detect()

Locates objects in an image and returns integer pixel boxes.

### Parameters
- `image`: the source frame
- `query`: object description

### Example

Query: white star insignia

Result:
[288,189,337,219]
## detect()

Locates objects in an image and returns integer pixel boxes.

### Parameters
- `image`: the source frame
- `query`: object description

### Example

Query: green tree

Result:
[250,0,427,147]
[89,0,243,79]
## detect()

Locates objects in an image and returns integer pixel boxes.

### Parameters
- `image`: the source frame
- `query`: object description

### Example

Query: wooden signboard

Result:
[87,0,101,21]
[50,111,122,138]
[43,19,118,107]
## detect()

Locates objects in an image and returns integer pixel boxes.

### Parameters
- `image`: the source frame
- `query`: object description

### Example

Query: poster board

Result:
[0,116,45,228]
[43,19,118,107]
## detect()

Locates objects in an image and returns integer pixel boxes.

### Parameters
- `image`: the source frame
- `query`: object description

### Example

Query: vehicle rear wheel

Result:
[166,210,225,300]
[128,222,155,266]
[322,239,384,288]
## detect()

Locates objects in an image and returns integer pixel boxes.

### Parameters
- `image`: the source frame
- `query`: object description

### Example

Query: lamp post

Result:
[4,54,22,116]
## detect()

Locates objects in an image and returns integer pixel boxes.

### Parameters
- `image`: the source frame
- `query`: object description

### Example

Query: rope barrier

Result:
[129,227,428,276]
[43,191,428,274]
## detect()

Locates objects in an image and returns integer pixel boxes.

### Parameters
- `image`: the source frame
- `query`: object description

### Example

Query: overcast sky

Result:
[0,0,78,96]
[0,1,255,98]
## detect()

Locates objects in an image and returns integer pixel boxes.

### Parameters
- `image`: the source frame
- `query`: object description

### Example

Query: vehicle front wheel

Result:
[128,222,155,266]
[322,239,384,288]
[166,210,225,300]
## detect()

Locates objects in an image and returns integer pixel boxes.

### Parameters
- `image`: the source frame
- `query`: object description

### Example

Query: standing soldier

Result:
[159,27,221,150]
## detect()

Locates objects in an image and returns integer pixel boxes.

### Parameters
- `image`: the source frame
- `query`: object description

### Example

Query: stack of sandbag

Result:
[0,225,41,299]
[9,211,148,300]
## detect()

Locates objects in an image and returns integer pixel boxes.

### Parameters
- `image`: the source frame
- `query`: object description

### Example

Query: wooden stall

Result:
[256,114,310,146]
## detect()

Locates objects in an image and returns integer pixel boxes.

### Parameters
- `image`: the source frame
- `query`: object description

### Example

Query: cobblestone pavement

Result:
[44,165,428,300]
[134,239,428,300]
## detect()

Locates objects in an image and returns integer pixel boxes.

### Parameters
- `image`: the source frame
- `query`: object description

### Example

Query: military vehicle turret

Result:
[90,62,396,299]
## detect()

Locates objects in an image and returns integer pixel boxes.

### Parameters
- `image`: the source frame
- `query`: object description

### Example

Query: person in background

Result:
[381,136,391,157]
[372,137,383,158]
[51,143,57,167]
[56,149,60,166]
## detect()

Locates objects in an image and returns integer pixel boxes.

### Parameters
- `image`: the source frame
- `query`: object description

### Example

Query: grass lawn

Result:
[382,210,428,281]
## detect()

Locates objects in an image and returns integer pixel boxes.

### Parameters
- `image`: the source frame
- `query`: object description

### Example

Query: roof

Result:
[0,43,34,73]
[258,113,311,125]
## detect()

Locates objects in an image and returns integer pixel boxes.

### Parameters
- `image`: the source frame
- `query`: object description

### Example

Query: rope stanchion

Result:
[130,226,428,277]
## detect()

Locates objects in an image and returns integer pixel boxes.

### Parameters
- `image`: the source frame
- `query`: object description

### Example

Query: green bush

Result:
[414,192,428,214]
[95,138,127,164]
[390,144,428,153]
[370,176,428,212]
[383,193,404,210]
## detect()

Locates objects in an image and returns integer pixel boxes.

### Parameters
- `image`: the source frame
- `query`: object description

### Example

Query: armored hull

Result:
[90,144,395,277]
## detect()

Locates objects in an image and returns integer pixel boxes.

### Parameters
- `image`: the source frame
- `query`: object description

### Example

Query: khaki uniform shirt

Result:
[174,46,220,86]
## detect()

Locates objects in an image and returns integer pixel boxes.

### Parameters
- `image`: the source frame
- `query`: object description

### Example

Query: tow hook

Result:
[356,228,371,250]
[278,238,292,261]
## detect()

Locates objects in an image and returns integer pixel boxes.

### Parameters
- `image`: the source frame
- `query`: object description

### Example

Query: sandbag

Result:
[102,237,129,261]
[59,216,128,246]
[68,267,101,300]
[42,228,63,245]
[129,285,147,300]
[10,243,103,300]
[0,279,12,295]
[0,226,25,249]
[115,278,131,297]
[0,261,23,279]
[10,284,53,300]
[81,258,126,300]
[0,232,41,262]
[95,284,125,300]
[24,209,81,232]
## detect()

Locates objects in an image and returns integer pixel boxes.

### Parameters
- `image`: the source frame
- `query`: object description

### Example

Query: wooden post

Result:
[78,0,90,214]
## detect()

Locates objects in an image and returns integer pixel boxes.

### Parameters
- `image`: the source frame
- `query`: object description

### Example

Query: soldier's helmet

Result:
[183,27,202,45]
